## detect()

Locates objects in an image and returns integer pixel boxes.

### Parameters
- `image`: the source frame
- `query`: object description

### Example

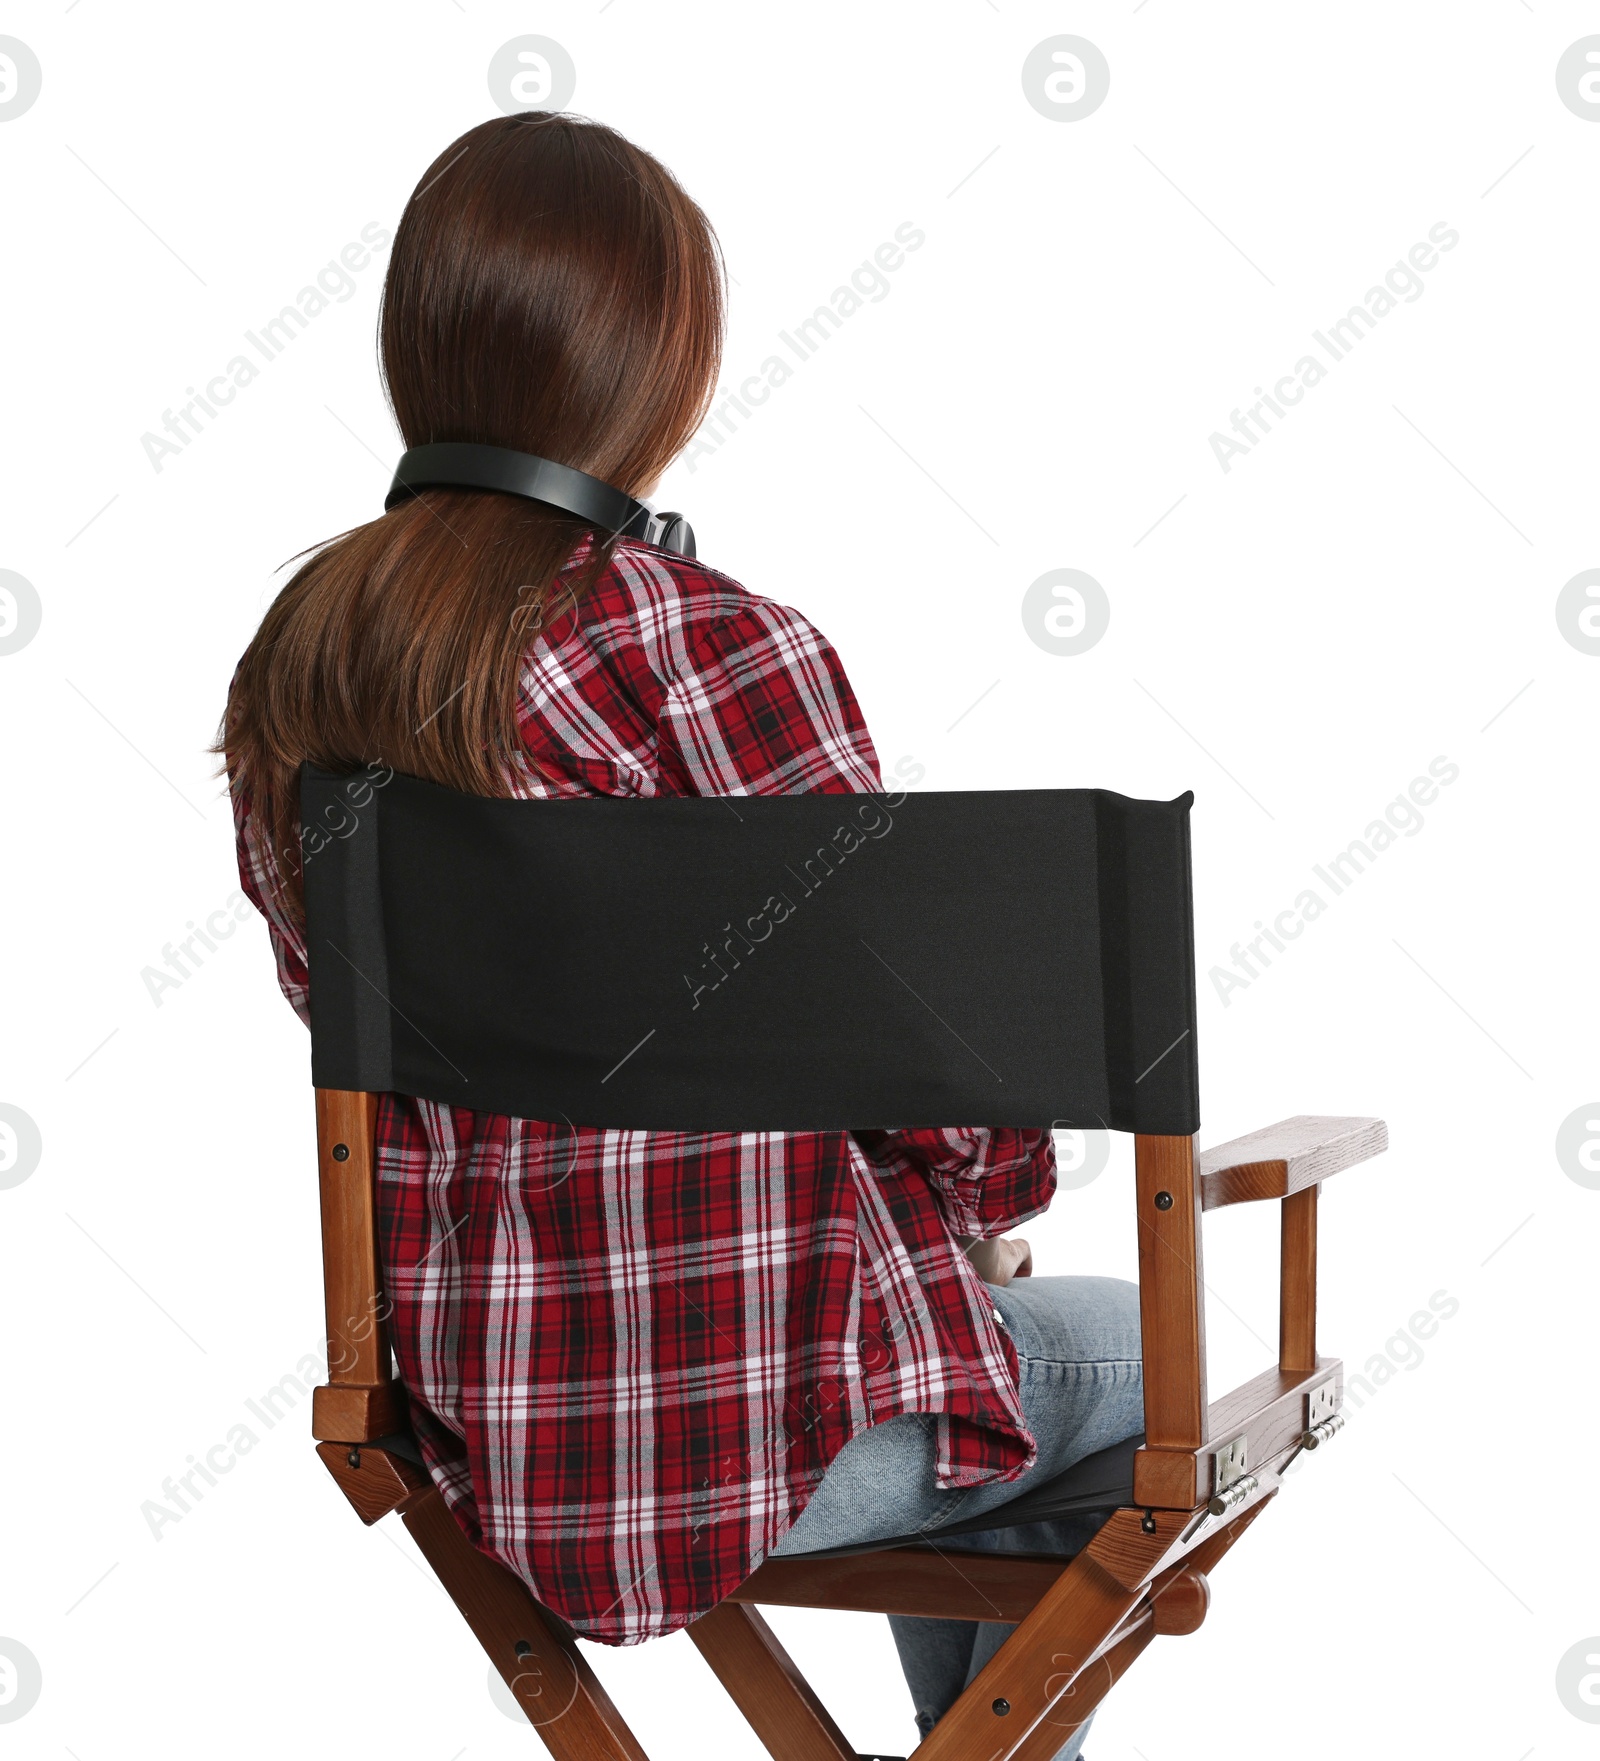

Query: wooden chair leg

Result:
[910,1498,1272,1760]
[687,1601,857,1761]
[1003,1615,1157,1761]
[907,1544,1141,1761]
[1005,1565,1208,1757]
[402,1489,650,1761]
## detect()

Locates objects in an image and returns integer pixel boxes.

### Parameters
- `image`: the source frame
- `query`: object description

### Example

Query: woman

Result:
[221,112,1142,1758]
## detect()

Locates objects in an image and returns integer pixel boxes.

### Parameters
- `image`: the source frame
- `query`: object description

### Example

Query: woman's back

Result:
[232,530,1056,1641]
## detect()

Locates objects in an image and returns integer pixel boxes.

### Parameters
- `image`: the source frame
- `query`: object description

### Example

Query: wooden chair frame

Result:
[309,1093,1385,1759]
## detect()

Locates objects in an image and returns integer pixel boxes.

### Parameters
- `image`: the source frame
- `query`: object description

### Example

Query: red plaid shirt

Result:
[235,536,1057,1643]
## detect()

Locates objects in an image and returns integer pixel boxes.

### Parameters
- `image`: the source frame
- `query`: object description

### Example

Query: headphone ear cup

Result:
[651,513,696,558]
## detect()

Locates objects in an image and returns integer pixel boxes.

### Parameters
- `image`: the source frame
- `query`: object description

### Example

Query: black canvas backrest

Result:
[300,767,1200,1134]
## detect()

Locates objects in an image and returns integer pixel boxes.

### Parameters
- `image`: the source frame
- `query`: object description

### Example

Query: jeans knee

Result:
[1081,1275,1142,1365]
[994,1273,1144,1369]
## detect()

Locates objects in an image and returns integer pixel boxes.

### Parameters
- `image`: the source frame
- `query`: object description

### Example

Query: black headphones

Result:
[384,442,696,558]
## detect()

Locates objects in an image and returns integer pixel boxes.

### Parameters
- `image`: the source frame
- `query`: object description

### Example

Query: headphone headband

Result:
[384,442,695,557]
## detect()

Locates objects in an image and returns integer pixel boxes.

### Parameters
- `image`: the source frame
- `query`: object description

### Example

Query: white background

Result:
[3,4,1597,1758]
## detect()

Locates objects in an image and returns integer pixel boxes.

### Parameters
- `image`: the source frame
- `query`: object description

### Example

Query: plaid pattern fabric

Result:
[234,535,1056,1643]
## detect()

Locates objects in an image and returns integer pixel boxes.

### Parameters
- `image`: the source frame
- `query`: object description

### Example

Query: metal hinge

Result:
[1211,1432,1249,1493]
[1205,1431,1258,1516]
[1301,1377,1343,1448]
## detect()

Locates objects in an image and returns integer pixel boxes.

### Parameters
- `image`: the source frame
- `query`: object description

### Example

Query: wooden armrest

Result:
[1199,1115,1387,1210]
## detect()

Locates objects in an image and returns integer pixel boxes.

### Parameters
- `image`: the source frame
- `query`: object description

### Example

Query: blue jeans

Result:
[773,1275,1144,1759]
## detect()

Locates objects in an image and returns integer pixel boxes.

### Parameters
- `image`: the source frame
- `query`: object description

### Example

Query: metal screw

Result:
[346,1448,361,1469]
[332,1143,350,1162]
[1154,1190,1173,1210]
[1141,1510,1158,1534]
[992,1698,1011,1716]
[514,1640,532,1659]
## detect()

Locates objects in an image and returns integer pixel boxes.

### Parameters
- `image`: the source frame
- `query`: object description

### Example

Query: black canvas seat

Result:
[356,1398,1141,1562]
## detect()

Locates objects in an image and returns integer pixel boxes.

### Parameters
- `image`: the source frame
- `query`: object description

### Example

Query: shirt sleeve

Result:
[232,783,312,1027]
[852,1128,1058,1239]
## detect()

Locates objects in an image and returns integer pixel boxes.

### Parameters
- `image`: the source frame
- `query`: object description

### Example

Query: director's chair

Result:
[295,768,1386,1760]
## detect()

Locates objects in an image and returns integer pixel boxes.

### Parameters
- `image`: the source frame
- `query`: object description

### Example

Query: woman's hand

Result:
[958,1234,1034,1287]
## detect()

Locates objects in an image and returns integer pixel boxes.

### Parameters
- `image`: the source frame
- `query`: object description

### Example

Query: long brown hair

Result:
[220,113,724,919]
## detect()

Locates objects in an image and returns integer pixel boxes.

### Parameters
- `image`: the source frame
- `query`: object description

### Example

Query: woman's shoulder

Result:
[604,536,800,624]
[573,537,824,676]
[523,536,879,795]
